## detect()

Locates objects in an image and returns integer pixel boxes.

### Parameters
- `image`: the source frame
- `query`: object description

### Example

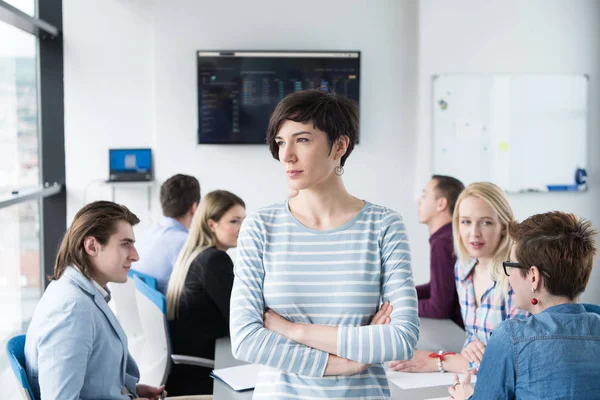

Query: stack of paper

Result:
[210,364,261,392]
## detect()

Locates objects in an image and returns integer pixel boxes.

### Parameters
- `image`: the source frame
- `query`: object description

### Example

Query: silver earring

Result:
[334,166,344,176]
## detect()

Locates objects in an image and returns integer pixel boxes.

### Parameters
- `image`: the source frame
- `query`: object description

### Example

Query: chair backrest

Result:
[5,335,35,400]
[128,269,158,290]
[133,275,171,386]
[107,277,145,364]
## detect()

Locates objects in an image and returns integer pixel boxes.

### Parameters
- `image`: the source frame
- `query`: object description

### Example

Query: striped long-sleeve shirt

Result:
[229,201,419,399]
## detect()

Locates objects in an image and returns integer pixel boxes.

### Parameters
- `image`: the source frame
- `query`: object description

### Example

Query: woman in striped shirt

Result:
[390,182,526,373]
[229,89,420,399]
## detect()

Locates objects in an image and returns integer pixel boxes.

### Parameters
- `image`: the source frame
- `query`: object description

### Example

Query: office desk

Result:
[213,318,465,400]
[213,338,253,400]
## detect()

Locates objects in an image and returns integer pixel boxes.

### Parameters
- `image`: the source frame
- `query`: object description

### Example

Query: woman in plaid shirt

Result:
[390,182,526,373]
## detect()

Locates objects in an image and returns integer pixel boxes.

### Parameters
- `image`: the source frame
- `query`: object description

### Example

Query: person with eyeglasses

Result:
[390,182,527,373]
[449,211,600,399]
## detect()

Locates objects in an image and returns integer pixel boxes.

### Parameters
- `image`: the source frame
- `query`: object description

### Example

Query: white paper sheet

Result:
[210,364,260,391]
[386,369,477,389]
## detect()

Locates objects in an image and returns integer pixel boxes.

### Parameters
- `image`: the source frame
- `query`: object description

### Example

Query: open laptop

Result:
[107,148,153,182]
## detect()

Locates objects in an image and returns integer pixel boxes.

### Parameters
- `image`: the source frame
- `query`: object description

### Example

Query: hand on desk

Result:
[135,384,166,400]
[448,369,475,399]
[461,339,486,364]
[387,350,439,372]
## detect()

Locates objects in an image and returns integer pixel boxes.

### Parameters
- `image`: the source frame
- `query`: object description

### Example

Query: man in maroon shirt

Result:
[417,175,465,327]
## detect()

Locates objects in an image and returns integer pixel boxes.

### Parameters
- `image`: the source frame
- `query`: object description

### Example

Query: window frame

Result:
[0,0,65,287]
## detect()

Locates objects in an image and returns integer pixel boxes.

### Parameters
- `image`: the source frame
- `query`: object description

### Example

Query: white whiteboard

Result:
[432,74,588,193]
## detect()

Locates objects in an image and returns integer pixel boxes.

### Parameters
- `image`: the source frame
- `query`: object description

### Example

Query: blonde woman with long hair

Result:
[390,182,526,373]
[165,190,246,396]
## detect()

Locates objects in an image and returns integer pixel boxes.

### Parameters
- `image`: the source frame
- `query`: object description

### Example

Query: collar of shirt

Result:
[456,258,479,282]
[159,216,188,233]
[72,265,112,302]
[90,279,112,303]
[429,222,453,244]
[543,303,587,315]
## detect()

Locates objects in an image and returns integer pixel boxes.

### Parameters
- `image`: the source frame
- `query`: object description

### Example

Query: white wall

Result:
[63,0,155,230]
[63,0,426,275]
[62,0,600,298]
[416,0,600,302]
[151,0,420,240]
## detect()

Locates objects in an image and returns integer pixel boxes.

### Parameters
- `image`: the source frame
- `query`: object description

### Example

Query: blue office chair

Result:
[6,334,35,400]
[128,268,158,290]
[132,275,214,387]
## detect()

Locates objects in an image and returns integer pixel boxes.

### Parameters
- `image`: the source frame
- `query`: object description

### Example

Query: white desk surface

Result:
[213,317,465,400]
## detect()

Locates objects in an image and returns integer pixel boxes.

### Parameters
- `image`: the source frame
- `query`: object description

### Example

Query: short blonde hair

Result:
[452,182,515,291]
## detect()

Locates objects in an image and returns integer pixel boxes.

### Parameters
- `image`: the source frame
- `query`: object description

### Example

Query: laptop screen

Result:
[109,149,152,173]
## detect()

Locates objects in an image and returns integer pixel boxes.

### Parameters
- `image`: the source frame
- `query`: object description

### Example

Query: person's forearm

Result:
[323,354,368,376]
[289,321,417,365]
[323,354,351,375]
[443,354,470,373]
[286,323,338,355]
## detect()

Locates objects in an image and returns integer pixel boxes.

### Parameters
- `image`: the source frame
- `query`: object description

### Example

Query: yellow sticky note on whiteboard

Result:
[499,142,509,152]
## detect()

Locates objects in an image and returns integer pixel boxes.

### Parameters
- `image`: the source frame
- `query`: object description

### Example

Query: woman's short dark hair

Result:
[509,211,597,299]
[50,201,140,281]
[266,89,359,167]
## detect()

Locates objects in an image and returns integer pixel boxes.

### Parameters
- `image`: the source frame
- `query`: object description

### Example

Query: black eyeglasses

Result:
[502,261,551,279]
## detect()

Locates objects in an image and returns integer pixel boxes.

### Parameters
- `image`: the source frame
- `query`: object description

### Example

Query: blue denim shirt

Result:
[472,303,600,399]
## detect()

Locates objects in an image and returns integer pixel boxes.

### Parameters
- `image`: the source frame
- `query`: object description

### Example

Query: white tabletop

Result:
[212,317,465,399]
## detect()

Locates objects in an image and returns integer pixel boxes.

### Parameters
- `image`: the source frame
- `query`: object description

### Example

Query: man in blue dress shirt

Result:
[134,174,200,294]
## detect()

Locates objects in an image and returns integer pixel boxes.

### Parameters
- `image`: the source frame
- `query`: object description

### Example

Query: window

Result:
[0,200,42,374]
[0,21,40,194]
[3,0,35,17]
[0,0,64,393]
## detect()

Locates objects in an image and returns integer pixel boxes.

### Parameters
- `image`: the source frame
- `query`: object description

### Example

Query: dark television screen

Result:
[197,51,360,144]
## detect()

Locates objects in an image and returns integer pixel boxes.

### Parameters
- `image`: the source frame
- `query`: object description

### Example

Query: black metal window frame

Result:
[0,0,65,287]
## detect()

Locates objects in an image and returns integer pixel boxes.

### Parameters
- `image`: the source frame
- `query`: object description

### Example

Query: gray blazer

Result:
[25,267,140,399]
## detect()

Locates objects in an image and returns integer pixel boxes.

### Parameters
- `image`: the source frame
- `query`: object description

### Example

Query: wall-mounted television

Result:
[197,51,360,144]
